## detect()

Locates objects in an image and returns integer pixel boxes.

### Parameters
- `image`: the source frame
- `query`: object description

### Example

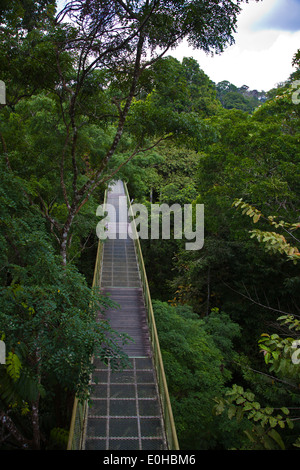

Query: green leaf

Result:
[244,430,255,443]
[268,429,285,450]
[286,418,294,429]
[6,352,22,382]
[272,350,280,360]
[228,404,236,419]
[243,402,253,411]
[269,416,277,428]
[236,396,245,404]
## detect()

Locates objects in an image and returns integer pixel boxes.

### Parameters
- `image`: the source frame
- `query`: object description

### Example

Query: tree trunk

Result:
[31,398,41,449]
[0,411,32,449]
[60,206,77,266]
[206,266,211,316]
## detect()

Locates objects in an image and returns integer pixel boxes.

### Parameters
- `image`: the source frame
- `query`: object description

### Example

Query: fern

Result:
[50,427,69,449]
[6,352,22,382]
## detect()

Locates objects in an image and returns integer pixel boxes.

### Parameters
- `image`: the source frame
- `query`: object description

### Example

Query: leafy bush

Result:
[153,300,241,449]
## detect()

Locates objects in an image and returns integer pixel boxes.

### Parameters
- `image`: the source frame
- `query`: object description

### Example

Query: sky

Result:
[171,0,300,91]
[56,0,300,92]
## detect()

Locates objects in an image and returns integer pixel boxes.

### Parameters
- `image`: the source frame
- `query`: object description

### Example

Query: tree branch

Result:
[0,411,33,448]
[223,281,300,318]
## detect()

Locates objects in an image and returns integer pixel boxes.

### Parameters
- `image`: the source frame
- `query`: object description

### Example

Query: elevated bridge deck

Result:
[68,180,178,451]
[83,181,167,450]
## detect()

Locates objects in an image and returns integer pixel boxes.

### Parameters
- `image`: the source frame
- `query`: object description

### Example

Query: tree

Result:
[52,0,245,264]
[1,0,246,265]
[0,0,61,106]
[216,80,265,113]
[0,159,130,449]
[213,201,300,449]
[214,312,300,450]
[136,56,221,117]
[233,199,300,264]
[153,300,241,449]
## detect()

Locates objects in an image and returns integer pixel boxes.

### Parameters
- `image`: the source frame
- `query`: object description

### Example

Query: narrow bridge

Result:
[67,181,179,451]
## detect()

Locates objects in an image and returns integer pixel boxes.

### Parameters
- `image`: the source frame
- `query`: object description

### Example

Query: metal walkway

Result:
[83,181,168,450]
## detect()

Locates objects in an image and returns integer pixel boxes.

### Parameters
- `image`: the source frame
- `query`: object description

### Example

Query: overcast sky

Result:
[171,0,300,91]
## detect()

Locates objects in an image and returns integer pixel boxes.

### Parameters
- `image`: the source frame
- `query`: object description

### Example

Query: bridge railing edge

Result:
[124,182,179,451]
[67,189,107,450]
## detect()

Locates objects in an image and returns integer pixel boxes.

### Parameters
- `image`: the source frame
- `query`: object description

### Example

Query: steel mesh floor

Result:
[83,181,167,450]
[101,238,140,288]
[84,358,167,450]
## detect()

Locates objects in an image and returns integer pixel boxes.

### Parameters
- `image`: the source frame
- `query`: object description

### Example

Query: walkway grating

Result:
[83,181,167,450]
[84,358,166,450]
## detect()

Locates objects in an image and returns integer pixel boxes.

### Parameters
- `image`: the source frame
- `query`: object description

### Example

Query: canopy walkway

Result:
[67,181,179,451]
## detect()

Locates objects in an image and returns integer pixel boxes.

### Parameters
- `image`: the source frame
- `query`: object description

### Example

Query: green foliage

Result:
[0,160,129,448]
[216,80,266,113]
[6,352,22,382]
[169,85,300,327]
[214,312,300,450]
[258,315,300,383]
[0,0,299,450]
[214,384,293,450]
[49,427,69,450]
[138,72,300,450]
[126,57,219,149]
[148,56,221,117]
[233,199,300,263]
[0,1,69,106]
[153,300,241,449]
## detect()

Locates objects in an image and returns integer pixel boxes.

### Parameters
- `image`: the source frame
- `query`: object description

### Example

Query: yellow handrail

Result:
[67,184,179,450]
[67,397,78,450]
[67,190,107,450]
[124,183,179,450]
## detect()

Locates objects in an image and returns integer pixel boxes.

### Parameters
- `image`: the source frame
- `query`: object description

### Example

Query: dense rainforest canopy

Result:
[0,0,299,451]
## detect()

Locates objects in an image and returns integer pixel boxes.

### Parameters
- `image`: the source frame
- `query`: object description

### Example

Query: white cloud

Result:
[171,0,300,91]
[55,0,299,91]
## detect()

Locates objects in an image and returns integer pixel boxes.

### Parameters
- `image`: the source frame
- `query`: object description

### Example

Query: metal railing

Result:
[124,183,179,451]
[67,184,179,450]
